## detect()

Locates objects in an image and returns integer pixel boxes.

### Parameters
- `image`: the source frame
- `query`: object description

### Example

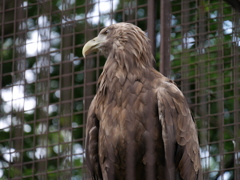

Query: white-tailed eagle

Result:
[82,22,202,180]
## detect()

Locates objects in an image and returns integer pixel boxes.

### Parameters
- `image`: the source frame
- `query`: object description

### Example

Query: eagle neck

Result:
[97,53,149,98]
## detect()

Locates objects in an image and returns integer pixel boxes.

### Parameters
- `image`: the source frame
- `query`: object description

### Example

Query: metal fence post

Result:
[160,0,171,77]
[147,0,156,57]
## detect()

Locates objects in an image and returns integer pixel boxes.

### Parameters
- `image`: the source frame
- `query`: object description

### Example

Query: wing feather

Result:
[157,82,202,180]
[86,98,103,180]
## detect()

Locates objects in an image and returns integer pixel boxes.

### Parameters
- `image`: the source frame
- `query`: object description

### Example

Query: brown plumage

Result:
[82,22,202,180]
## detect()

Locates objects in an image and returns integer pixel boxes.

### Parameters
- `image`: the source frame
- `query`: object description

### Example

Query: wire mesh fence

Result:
[0,0,239,179]
[169,1,240,179]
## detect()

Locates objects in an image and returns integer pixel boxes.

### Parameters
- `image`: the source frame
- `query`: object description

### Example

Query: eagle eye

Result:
[103,29,109,35]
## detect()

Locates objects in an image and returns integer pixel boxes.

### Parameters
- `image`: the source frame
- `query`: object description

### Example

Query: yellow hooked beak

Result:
[82,34,106,58]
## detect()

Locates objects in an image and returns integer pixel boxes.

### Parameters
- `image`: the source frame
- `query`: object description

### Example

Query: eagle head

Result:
[82,23,154,67]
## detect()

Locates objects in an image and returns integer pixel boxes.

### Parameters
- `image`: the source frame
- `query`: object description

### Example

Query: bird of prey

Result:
[82,22,202,180]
